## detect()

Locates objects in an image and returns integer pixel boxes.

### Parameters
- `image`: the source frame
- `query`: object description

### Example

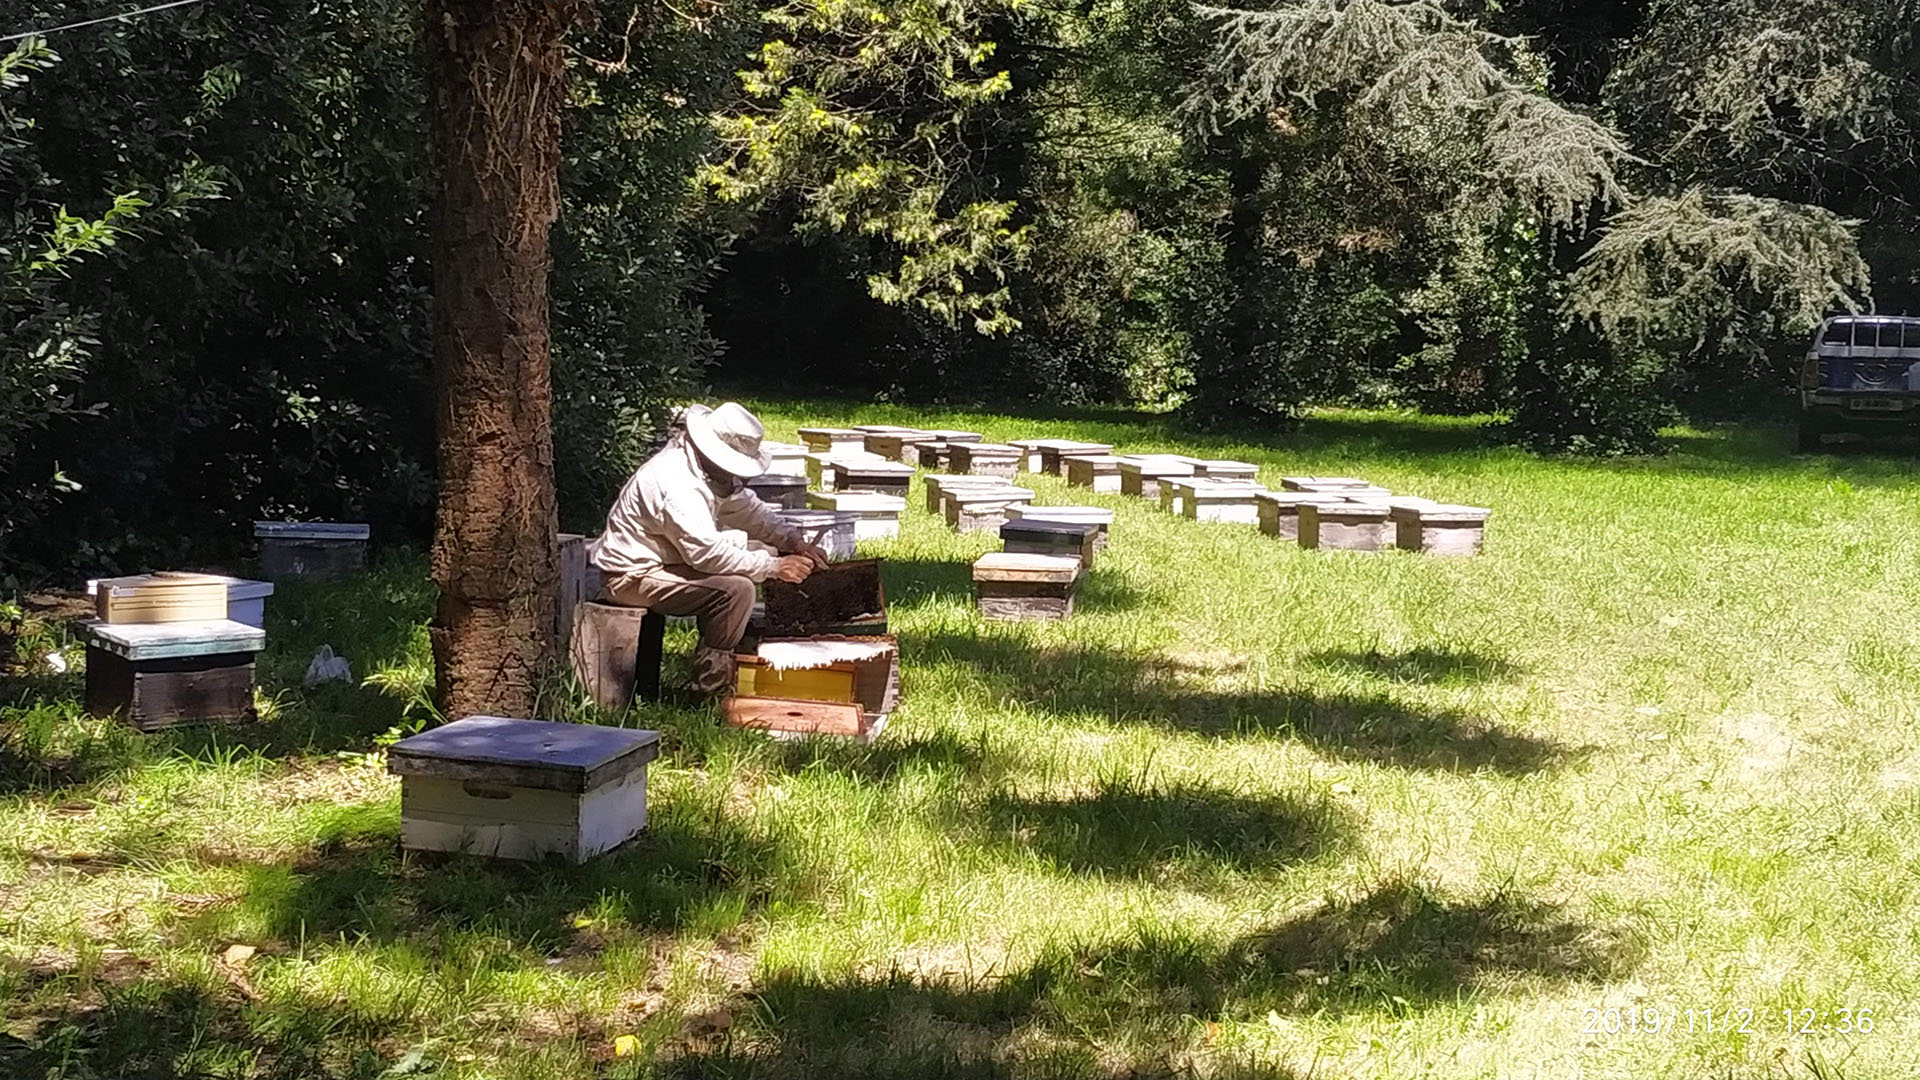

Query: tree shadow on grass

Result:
[666,877,1632,1079]
[909,632,1571,776]
[767,728,996,785]
[1304,645,1525,685]
[978,782,1351,878]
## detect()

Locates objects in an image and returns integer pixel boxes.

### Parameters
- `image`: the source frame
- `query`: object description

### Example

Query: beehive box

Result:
[798,427,865,454]
[1005,505,1112,554]
[557,534,603,646]
[864,430,936,463]
[85,619,265,731]
[828,458,914,497]
[923,474,1011,514]
[914,442,954,470]
[805,491,905,541]
[777,509,859,562]
[950,443,1022,477]
[729,636,900,742]
[1160,477,1259,517]
[1008,438,1076,473]
[943,486,1037,533]
[762,558,888,638]
[974,552,1082,621]
[388,716,662,863]
[93,572,231,624]
[1255,492,1352,541]
[805,451,866,492]
[1117,455,1195,499]
[1281,477,1370,492]
[1001,518,1103,566]
[764,441,809,476]
[254,521,370,580]
[86,575,276,627]
[1064,454,1123,492]
[1192,459,1260,482]
[1039,442,1116,476]
[745,473,808,510]
[1182,482,1268,524]
[1299,501,1393,551]
[1393,503,1491,555]
[928,429,983,445]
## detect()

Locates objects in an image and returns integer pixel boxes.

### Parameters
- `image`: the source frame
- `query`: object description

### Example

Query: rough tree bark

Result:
[425,0,585,718]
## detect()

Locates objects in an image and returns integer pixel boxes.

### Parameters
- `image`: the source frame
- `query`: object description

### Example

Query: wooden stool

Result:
[570,602,667,711]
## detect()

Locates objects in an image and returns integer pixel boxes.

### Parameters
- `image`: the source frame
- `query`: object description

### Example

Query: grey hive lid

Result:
[1000,518,1103,542]
[87,619,265,661]
[388,715,661,792]
[254,521,371,541]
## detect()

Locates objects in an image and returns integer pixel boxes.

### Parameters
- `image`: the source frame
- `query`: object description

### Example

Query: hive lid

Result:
[1422,504,1492,523]
[852,424,920,434]
[973,552,1082,583]
[1053,441,1116,453]
[87,619,266,660]
[955,442,1022,455]
[947,486,1036,503]
[928,430,983,442]
[254,521,371,541]
[1006,505,1114,525]
[1008,437,1077,450]
[1116,456,1195,476]
[1001,519,1103,542]
[388,715,661,792]
[830,459,914,476]
[1254,491,1352,507]
[747,473,807,486]
[807,491,907,512]
[1194,459,1259,475]
[778,509,858,527]
[1188,483,1269,501]
[1280,477,1370,491]
[798,426,862,438]
[86,575,275,601]
[1312,501,1391,518]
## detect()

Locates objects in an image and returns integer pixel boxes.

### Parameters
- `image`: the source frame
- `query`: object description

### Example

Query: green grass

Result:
[3,404,1919,1079]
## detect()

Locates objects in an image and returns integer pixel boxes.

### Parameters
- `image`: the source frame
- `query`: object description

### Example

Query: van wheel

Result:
[1796,416,1828,453]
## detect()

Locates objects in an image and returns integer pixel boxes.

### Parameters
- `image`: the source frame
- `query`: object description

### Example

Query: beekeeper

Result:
[591,402,830,698]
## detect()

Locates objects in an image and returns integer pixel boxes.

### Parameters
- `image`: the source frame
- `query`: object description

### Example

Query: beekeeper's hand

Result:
[796,541,832,569]
[775,555,816,583]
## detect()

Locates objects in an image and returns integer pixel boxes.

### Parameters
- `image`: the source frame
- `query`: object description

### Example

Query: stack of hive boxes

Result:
[85,572,266,730]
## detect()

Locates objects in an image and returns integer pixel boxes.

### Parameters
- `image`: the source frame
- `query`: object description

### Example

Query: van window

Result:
[1877,323,1902,348]
[1855,322,1882,347]
[1822,321,1852,345]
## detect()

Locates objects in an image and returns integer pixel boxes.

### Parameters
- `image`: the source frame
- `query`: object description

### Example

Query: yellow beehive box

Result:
[94,572,231,624]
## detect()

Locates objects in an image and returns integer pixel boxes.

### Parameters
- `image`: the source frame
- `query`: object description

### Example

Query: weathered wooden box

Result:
[1160,477,1259,518]
[1004,505,1112,554]
[942,486,1037,533]
[728,636,900,743]
[798,427,865,455]
[806,451,869,492]
[1182,482,1268,524]
[1254,492,1351,541]
[1117,455,1195,499]
[388,715,662,863]
[805,491,905,541]
[1192,459,1260,482]
[974,552,1082,621]
[923,474,1011,514]
[1064,454,1123,492]
[85,619,265,731]
[746,473,809,510]
[1009,438,1075,473]
[557,534,604,646]
[914,442,954,470]
[950,443,1023,477]
[828,458,914,497]
[928,429,982,445]
[93,572,230,624]
[763,440,809,476]
[761,558,888,638]
[1001,518,1102,567]
[1039,442,1116,476]
[1393,503,1491,555]
[864,430,935,463]
[1299,501,1393,551]
[776,509,859,562]
[255,521,369,580]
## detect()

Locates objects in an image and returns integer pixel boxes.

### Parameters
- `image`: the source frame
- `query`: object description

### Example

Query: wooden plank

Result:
[725,696,866,737]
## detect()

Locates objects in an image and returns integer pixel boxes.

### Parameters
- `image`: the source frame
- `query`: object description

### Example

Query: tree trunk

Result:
[425,0,583,719]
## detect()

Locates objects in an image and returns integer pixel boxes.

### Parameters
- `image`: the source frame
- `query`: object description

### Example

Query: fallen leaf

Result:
[612,1034,640,1057]
[1205,1020,1222,1041]
[221,944,256,967]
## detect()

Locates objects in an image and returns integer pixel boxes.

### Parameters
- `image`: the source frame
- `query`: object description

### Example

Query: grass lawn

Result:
[3,403,1919,1079]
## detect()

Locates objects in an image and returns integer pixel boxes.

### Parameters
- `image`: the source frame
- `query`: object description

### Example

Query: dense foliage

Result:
[1,0,1911,583]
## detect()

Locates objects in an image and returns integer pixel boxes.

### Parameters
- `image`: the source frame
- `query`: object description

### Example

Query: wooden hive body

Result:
[1116,456,1195,499]
[763,441,809,476]
[1000,518,1103,566]
[1038,442,1116,476]
[1254,493,1351,540]
[1004,505,1112,553]
[388,716,662,863]
[1299,502,1393,551]
[914,442,954,470]
[761,558,888,638]
[1065,455,1123,492]
[950,443,1022,477]
[1192,459,1260,481]
[254,521,369,580]
[828,458,914,497]
[805,491,905,540]
[94,572,231,624]
[942,486,1037,533]
[1008,438,1072,472]
[746,473,809,510]
[923,474,1011,514]
[85,619,265,731]
[728,636,900,743]
[798,427,865,454]
[1391,503,1491,555]
[1182,482,1267,524]
[864,431,936,463]
[973,552,1082,620]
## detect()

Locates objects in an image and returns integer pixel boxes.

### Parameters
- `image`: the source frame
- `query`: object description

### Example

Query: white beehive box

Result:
[388,716,662,863]
[805,491,906,541]
[86,575,277,628]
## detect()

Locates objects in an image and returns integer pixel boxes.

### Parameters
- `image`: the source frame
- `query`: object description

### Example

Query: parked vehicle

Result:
[1798,315,1920,451]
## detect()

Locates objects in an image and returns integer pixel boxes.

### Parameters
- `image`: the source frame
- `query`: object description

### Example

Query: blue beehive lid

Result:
[86,619,266,661]
[388,716,662,792]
